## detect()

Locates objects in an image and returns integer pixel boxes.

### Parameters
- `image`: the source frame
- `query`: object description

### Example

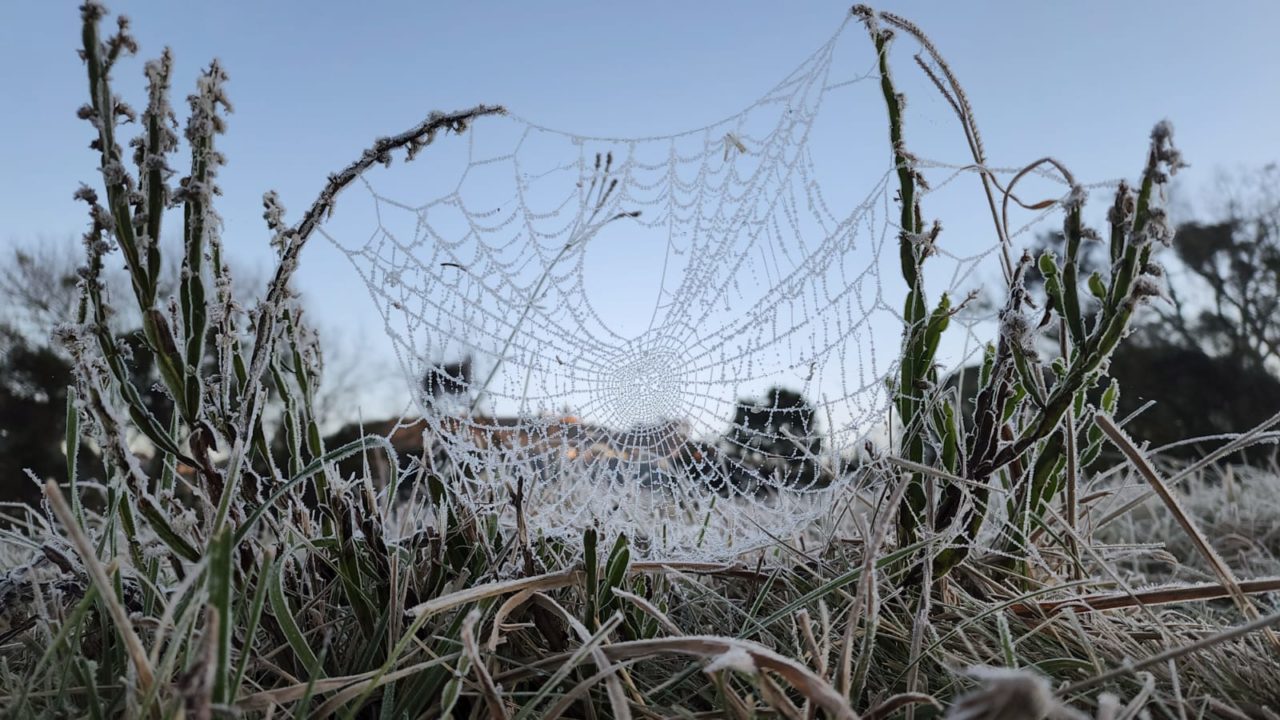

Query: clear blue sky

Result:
[3,1,1278,421]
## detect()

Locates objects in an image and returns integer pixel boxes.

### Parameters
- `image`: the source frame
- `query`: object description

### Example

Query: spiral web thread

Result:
[316,20,1058,558]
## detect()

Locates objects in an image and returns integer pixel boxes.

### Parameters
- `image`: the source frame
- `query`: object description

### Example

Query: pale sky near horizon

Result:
[2,1,1277,423]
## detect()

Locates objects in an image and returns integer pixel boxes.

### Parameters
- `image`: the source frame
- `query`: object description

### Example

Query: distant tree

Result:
[1107,343,1280,460]
[1157,168,1280,372]
[0,325,78,508]
[0,236,214,342]
[0,322,173,508]
[0,241,87,340]
[722,386,824,489]
[0,240,187,504]
[0,237,391,504]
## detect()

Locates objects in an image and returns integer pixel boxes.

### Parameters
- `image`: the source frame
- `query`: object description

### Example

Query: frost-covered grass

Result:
[1101,462,1280,586]
[4,461,1280,717]
[1,3,1279,719]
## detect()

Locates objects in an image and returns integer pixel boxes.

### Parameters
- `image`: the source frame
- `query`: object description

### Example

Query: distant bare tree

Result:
[1158,164,1280,372]
[0,236,262,343]
[0,239,87,339]
[307,321,400,431]
[0,237,392,502]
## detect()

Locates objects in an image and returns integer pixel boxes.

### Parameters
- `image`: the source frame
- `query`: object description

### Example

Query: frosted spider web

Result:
[316,18,1043,558]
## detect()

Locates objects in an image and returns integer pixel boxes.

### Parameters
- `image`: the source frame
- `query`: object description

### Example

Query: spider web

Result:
[316,19,1033,558]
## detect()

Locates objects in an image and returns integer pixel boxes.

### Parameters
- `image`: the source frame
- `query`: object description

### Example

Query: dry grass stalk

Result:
[1013,577,1280,616]
[531,592,633,720]
[43,479,155,693]
[460,609,510,720]
[410,568,582,618]
[599,636,859,720]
